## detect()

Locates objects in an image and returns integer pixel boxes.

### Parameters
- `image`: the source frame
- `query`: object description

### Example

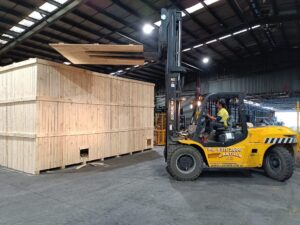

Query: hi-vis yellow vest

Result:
[217,108,229,127]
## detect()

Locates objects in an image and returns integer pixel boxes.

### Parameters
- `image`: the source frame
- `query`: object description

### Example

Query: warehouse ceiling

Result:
[0,0,300,86]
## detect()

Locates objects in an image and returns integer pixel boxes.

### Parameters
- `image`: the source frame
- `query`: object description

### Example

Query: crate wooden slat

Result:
[0,58,154,174]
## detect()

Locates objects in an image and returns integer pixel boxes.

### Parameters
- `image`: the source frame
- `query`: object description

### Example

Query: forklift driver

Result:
[206,100,229,134]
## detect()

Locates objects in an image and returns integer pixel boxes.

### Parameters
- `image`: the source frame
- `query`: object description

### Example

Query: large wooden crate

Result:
[0,59,154,174]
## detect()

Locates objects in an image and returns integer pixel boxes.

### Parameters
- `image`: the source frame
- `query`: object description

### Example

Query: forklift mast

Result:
[159,8,185,148]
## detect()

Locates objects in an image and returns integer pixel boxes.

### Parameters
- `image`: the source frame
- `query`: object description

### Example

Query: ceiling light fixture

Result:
[202,57,210,64]
[39,2,58,13]
[29,11,43,20]
[206,39,217,44]
[143,23,155,34]
[19,19,34,27]
[10,26,25,33]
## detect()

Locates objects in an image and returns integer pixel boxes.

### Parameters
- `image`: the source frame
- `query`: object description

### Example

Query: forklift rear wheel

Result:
[167,145,203,181]
[263,146,294,181]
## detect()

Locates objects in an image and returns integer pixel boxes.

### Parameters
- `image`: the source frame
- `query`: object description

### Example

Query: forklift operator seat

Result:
[216,116,233,132]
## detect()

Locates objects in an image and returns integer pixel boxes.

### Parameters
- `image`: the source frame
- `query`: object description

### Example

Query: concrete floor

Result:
[1,147,300,225]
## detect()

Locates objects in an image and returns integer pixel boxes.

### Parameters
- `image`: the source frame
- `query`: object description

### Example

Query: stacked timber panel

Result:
[0,58,154,174]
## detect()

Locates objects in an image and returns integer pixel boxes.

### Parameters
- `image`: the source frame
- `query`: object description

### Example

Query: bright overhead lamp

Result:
[39,2,58,13]
[29,11,43,20]
[182,48,191,52]
[251,24,261,29]
[202,57,210,64]
[219,34,232,40]
[206,39,217,44]
[154,20,161,27]
[205,0,220,5]
[19,19,34,27]
[233,29,248,35]
[63,61,71,65]
[2,34,14,39]
[10,26,25,33]
[54,0,69,4]
[186,3,203,14]
[0,39,8,44]
[143,23,155,34]
[193,43,204,48]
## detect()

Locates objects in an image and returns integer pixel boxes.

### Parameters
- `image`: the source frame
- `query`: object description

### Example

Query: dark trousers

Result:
[208,121,224,133]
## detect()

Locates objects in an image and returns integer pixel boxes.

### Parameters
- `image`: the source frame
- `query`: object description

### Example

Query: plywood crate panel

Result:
[0,58,154,174]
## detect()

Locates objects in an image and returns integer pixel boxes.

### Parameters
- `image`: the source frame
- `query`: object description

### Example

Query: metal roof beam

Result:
[120,74,159,83]
[0,6,38,23]
[271,0,290,48]
[186,13,300,49]
[111,0,141,18]
[85,3,134,32]
[129,69,163,79]
[170,0,212,34]
[199,0,253,56]
[59,17,124,44]
[199,0,225,27]
[0,0,87,56]
[280,24,290,48]
[170,0,234,61]
[225,0,245,22]
[10,48,62,62]
[105,0,212,70]
[72,9,146,46]
[141,67,164,75]
[248,0,276,48]
[85,2,147,41]
[271,0,279,15]
[127,71,163,81]
[226,0,265,53]
[0,17,29,30]
[8,0,51,16]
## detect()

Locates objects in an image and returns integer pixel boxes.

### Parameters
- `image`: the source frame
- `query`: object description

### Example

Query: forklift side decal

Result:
[264,137,297,144]
[207,147,242,159]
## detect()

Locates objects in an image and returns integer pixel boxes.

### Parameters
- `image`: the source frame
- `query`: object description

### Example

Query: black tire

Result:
[167,145,203,181]
[263,146,294,181]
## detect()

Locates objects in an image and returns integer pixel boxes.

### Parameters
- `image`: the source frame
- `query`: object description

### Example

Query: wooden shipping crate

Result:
[0,59,154,174]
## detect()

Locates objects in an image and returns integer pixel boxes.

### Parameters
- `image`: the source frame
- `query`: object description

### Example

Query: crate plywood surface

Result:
[0,58,154,174]
[50,44,145,65]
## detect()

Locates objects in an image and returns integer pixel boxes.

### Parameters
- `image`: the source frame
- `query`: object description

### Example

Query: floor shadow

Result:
[44,150,162,175]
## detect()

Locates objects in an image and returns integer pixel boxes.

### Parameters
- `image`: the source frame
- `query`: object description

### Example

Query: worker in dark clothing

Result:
[206,100,229,134]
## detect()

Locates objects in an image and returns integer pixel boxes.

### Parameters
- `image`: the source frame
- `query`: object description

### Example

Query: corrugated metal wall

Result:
[199,67,300,94]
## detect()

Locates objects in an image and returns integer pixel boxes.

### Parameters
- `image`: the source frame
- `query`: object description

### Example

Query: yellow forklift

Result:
[51,8,298,182]
[160,9,298,181]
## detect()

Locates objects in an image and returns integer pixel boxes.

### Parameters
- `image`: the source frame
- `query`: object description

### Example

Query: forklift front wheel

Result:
[263,146,294,181]
[167,146,203,181]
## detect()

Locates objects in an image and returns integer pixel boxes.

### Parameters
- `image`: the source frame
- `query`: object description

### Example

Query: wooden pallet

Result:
[36,148,152,174]
[154,129,166,146]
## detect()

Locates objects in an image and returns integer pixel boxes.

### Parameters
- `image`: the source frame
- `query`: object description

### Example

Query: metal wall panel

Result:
[200,67,300,95]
